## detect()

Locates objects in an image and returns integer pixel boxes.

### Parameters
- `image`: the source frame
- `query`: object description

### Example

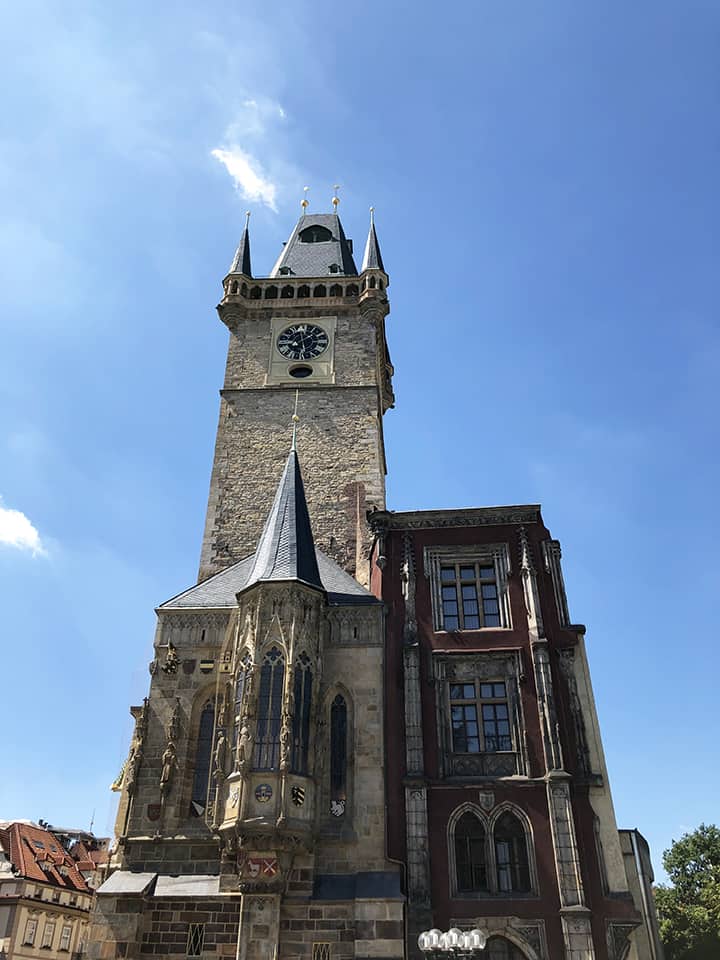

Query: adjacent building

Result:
[87,203,661,960]
[0,821,104,959]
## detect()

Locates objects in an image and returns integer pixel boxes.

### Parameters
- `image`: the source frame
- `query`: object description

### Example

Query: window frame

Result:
[41,920,56,949]
[425,545,511,633]
[59,924,73,952]
[449,679,513,755]
[23,918,38,946]
[447,803,537,900]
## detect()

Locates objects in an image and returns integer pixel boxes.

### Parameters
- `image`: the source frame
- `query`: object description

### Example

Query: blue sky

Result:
[1,0,718,880]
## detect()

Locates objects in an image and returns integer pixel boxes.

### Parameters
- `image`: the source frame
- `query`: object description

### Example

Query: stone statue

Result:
[214,730,227,780]
[159,742,177,795]
[236,724,252,775]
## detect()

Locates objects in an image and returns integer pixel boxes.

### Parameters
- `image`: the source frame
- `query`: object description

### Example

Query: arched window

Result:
[232,653,251,753]
[240,282,248,297]
[299,225,332,243]
[454,812,488,893]
[254,647,285,770]
[369,276,376,289]
[329,284,343,297]
[249,286,261,300]
[494,812,531,893]
[330,695,348,816]
[264,285,278,299]
[313,284,327,297]
[281,285,294,299]
[297,284,310,299]
[486,938,526,960]
[191,700,214,816]
[230,280,238,294]
[378,280,384,291]
[291,653,312,774]
[346,283,359,296]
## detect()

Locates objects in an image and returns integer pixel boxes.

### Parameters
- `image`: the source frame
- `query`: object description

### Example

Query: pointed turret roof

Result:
[242,448,323,592]
[228,213,252,277]
[270,213,357,278]
[361,209,385,272]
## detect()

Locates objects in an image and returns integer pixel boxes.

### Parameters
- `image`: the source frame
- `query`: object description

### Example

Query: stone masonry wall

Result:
[199,387,386,585]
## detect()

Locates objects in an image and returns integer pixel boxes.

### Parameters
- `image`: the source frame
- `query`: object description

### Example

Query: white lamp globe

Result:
[468,930,487,950]
[446,929,462,950]
[428,930,442,950]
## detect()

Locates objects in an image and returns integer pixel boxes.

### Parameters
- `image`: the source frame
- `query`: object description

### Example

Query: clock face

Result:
[277,323,329,361]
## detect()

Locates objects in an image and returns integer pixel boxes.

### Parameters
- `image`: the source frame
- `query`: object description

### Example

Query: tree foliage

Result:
[656,823,720,960]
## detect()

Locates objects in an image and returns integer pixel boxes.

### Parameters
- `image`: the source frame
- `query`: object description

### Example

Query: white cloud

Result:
[211,146,278,212]
[0,497,47,556]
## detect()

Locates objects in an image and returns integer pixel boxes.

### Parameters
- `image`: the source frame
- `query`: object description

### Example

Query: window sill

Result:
[451,891,539,901]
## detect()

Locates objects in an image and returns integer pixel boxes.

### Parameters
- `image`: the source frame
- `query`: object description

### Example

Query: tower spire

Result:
[361,206,385,272]
[228,211,252,277]
[242,443,323,593]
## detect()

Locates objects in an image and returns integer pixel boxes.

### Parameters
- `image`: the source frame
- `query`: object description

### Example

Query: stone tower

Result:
[199,208,394,586]
[88,207,404,960]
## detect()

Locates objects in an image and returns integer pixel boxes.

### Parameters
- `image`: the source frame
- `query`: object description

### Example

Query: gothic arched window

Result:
[330,694,348,816]
[191,700,214,816]
[291,653,312,774]
[264,285,278,299]
[486,938,525,960]
[494,812,531,893]
[346,283,359,296]
[232,653,251,753]
[313,284,327,298]
[329,284,342,297]
[254,647,285,770]
[454,812,488,893]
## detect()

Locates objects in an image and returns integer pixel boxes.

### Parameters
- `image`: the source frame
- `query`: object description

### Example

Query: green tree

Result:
[656,823,720,960]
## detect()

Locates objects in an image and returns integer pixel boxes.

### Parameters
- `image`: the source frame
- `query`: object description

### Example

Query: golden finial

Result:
[332,184,340,211]
[301,186,309,214]
[291,389,300,450]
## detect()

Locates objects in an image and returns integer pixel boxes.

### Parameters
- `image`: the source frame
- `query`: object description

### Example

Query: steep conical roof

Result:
[243,448,323,592]
[228,214,252,277]
[361,210,385,272]
[270,213,357,278]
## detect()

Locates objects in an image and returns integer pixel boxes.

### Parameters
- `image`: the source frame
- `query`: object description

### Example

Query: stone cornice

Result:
[368,505,542,532]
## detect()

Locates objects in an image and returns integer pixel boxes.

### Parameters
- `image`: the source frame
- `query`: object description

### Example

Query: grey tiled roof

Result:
[229,224,252,276]
[158,550,376,609]
[361,219,385,272]
[244,448,323,592]
[270,214,358,278]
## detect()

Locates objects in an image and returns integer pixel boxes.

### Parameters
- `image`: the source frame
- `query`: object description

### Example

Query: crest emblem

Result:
[291,785,305,806]
[330,799,346,817]
[182,659,196,675]
[478,791,495,812]
[229,788,240,808]
[255,783,273,803]
[146,804,161,822]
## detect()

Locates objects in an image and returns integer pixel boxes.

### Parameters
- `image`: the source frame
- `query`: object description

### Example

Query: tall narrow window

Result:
[190,699,214,816]
[59,924,72,951]
[232,653,251,753]
[330,695,348,816]
[454,812,488,893]
[292,653,313,774]
[41,921,56,948]
[494,812,531,893]
[254,647,285,770]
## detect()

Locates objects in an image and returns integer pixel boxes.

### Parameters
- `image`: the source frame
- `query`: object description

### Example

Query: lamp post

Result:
[418,928,488,955]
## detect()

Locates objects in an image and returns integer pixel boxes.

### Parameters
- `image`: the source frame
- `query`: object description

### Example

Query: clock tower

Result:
[199,207,394,587]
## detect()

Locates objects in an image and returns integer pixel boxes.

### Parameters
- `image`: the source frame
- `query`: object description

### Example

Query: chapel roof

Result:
[269,213,358,278]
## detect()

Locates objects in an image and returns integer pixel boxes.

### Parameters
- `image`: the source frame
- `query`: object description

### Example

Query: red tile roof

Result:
[0,822,91,893]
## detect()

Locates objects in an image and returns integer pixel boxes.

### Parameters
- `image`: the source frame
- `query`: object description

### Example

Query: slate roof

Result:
[244,448,322,591]
[0,822,92,892]
[361,215,385,272]
[159,548,376,609]
[228,220,252,277]
[159,447,377,609]
[270,213,358,278]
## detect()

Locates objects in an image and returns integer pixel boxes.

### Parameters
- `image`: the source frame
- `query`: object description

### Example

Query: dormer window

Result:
[328,263,340,274]
[278,266,293,276]
[299,225,332,243]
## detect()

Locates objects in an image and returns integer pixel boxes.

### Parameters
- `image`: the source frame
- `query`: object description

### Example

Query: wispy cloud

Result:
[211,146,278,212]
[0,497,47,556]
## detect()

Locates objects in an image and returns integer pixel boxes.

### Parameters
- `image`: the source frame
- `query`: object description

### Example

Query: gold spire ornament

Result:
[332,185,340,211]
[291,389,300,450]
[301,186,309,214]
